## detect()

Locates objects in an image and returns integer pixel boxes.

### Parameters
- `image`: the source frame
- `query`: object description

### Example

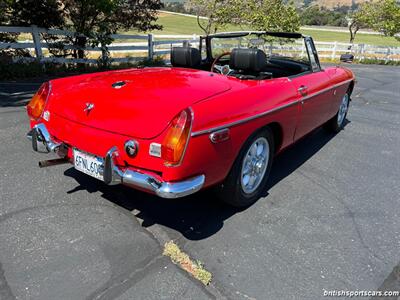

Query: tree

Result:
[0,0,12,25]
[349,0,400,43]
[164,2,186,13]
[0,0,12,37]
[63,0,162,36]
[1,0,163,61]
[1,0,66,59]
[0,0,13,59]
[188,0,300,35]
[370,0,400,40]
[246,0,300,33]
[7,0,66,60]
[10,0,64,28]
[300,6,348,27]
[187,0,243,35]
[0,0,34,59]
[349,2,377,44]
[62,0,163,59]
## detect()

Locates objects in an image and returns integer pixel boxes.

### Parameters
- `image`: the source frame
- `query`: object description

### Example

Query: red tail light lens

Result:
[161,108,193,166]
[27,82,50,120]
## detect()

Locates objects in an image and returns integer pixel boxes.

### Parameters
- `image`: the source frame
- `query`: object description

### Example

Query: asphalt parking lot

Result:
[0,64,399,300]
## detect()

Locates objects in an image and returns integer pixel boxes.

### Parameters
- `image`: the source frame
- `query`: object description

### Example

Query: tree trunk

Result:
[76,35,87,59]
[197,14,207,36]
[348,21,359,44]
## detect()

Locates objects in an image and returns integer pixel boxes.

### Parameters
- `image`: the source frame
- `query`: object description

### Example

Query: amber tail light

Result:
[27,82,50,120]
[161,108,193,166]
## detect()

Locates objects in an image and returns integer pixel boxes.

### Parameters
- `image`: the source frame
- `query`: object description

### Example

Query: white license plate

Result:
[73,148,104,181]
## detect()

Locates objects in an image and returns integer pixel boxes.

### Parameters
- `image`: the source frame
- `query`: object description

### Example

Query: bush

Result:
[300,6,348,27]
[319,57,400,66]
[356,58,400,65]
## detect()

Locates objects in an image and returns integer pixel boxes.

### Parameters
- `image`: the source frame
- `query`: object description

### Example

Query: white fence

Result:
[1,25,399,64]
[313,41,400,62]
[0,25,199,64]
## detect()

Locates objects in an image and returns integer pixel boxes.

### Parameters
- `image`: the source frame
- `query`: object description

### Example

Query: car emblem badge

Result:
[84,102,95,113]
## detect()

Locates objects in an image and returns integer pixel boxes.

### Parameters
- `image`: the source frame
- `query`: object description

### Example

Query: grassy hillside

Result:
[125,12,400,47]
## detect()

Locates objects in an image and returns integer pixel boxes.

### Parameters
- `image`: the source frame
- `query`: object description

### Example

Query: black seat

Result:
[229,48,266,73]
[171,47,201,68]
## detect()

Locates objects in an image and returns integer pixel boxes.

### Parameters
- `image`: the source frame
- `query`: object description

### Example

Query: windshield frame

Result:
[200,31,321,73]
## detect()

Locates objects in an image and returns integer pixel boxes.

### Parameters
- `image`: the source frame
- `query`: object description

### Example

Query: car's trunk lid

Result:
[48,68,231,139]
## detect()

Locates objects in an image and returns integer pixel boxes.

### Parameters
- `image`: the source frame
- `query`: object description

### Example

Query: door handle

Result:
[298,85,308,96]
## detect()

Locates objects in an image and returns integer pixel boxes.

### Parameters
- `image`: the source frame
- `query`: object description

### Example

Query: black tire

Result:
[324,92,350,133]
[217,128,275,207]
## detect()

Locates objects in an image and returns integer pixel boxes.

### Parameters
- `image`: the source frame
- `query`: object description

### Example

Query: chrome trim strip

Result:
[192,101,297,137]
[301,79,353,103]
[191,79,353,137]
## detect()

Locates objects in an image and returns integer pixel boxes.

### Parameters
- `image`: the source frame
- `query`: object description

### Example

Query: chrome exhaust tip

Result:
[38,158,70,168]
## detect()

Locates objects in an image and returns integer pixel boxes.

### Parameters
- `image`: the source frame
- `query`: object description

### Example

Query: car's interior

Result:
[170,46,311,80]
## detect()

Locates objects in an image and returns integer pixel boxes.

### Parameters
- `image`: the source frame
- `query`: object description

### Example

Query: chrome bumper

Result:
[28,123,205,198]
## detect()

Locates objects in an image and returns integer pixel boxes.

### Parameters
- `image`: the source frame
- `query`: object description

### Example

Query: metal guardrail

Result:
[0,25,399,63]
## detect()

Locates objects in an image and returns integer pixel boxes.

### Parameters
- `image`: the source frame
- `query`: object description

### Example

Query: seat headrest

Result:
[229,48,266,72]
[171,47,201,68]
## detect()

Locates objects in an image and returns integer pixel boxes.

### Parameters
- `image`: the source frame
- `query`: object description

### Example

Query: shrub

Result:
[0,56,166,80]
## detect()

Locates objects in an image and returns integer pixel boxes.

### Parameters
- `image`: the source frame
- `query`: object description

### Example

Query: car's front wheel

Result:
[218,128,274,207]
[324,92,350,133]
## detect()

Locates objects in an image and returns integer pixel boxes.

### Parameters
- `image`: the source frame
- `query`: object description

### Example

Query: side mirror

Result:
[340,54,354,63]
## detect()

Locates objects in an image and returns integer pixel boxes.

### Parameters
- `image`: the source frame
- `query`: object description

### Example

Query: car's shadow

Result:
[64,125,348,241]
[0,83,41,107]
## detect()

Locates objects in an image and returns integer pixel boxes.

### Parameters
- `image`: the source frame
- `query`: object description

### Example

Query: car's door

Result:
[290,37,333,141]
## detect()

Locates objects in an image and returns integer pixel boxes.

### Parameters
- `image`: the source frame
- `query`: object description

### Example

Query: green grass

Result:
[124,13,248,36]
[124,12,400,47]
[301,29,400,47]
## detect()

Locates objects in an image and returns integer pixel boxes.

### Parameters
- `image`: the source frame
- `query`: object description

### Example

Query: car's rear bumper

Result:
[27,123,205,198]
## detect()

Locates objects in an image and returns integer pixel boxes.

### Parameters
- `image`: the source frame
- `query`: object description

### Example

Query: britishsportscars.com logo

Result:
[323,289,399,298]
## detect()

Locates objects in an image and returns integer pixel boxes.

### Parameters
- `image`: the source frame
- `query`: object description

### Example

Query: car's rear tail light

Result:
[27,82,50,120]
[161,108,193,166]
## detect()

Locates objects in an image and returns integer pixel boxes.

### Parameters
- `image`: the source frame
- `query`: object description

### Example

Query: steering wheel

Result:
[211,51,233,75]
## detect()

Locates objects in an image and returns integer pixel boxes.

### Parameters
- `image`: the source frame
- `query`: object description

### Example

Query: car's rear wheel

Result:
[324,92,350,133]
[217,128,274,207]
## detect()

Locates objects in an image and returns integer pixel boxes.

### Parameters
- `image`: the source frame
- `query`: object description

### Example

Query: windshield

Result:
[210,34,308,64]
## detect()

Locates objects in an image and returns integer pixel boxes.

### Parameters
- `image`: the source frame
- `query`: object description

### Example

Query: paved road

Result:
[0,64,399,299]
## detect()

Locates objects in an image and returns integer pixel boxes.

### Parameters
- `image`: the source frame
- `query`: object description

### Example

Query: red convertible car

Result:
[27,31,355,207]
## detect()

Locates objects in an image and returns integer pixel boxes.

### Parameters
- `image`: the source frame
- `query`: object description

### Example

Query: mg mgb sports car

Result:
[27,31,355,207]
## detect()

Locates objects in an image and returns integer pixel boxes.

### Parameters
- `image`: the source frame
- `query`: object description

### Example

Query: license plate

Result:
[73,148,104,181]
